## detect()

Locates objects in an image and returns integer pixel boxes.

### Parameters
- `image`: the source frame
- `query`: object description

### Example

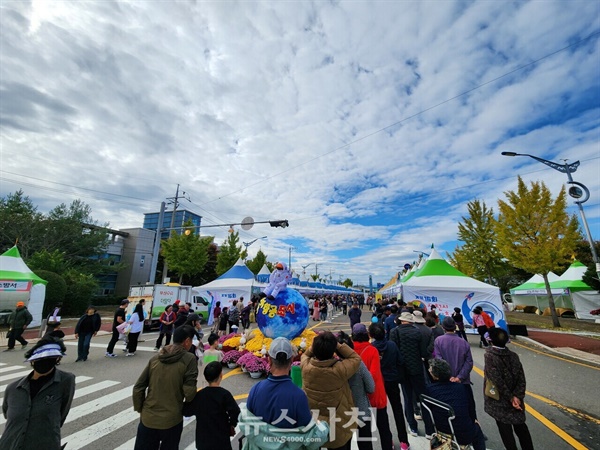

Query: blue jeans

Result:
[134,420,183,450]
[77,332,93,360]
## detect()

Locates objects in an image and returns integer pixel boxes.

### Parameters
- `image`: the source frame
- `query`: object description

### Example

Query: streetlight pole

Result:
[242,236,267,261]
[502,152,600,280]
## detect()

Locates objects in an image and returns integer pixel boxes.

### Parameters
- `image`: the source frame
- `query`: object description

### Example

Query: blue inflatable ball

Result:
[371,316,378,323]
[256,289,309,340]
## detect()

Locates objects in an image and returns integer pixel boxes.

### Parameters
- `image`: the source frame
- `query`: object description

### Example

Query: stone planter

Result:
[249,371,263,379]
[227,362,238,369]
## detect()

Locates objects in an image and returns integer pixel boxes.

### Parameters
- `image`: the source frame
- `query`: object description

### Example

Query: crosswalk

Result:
[0,362,206,449]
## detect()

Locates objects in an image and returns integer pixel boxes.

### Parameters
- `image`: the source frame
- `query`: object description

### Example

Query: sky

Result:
[1,0,599,287]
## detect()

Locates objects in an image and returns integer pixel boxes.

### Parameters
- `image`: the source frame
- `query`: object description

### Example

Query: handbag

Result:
[484,378,500,400]
[430,432,453,450]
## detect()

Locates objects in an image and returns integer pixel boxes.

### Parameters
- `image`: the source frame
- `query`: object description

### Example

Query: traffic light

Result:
[269,220,289,228]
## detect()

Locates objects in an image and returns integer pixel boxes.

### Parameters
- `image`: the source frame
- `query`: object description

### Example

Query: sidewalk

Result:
[515,328,600,366]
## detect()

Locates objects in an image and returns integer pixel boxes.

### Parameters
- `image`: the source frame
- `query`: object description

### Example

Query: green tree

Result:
[495,177,581,327]
[0,190,45,258]
[161,221,213,283]
[34,270,67,316]
[62,270,98,315]
[342,278,353,288]
[27,249,71,274]
[216,231,243,276]
[246,249,268,275]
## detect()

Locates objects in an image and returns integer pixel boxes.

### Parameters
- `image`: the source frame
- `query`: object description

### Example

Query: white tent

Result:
[192,258,260,325]
[0,246,47,327]
[510,261,599,320]
[402,248,506,330]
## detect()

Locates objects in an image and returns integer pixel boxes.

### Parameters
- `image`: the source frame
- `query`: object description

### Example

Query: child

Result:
[43,320,65,339]
[203,333,224,364]
[218,307,229,336]
[183,362,241,450]
[452,307,468,341]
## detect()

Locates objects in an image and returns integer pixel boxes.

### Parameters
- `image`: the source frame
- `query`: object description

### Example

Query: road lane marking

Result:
[223,367,243,380]
[472,366,590,449]
[511,341,600,370]
[61,407,139,449]
[0,370,33,383]
[0,365,26,373]
[73,380,121,399]
[64,386,133,424]
[234,393,249,400]
[525,391,600,425]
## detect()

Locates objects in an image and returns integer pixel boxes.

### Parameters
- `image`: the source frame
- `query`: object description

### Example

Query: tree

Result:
[161,221,213,283]
[342,278,354,288]
[34,270,67,316]
[0,190,45,258]
[495,177,581,327]
[246,249,268,275]
[216,231,242,276]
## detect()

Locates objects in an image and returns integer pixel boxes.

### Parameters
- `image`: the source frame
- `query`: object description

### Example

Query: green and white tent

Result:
[401,248,506,330]
[0,246,47,327]
[510,261,599,320]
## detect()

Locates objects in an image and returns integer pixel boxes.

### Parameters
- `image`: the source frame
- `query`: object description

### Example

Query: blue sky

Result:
[1,1,599,286]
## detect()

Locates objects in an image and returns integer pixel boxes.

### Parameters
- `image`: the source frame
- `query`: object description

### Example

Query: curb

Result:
[514,336,600,368]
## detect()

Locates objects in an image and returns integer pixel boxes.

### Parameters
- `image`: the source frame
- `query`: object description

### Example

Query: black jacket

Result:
[371,338,406,383]
[389,324,427,377]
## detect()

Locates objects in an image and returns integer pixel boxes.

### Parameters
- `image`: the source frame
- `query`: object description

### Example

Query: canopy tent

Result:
[510,261,599,320]
[402,248,506,330]
[511,272,559,291]
[377,273,400,297]
[256,264,271,283]
[0,246,47,327]
[192,258,260,325]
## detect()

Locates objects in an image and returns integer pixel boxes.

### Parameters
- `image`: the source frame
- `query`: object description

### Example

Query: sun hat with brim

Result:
[399,312,415,322]
[412,310,426,324]
[26,343,65,362]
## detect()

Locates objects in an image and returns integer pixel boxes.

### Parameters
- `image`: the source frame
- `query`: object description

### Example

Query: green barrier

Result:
[291,365,302,388]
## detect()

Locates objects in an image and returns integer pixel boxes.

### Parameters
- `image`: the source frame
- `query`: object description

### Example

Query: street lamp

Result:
[502,152,599,280]
[243,236,267,250]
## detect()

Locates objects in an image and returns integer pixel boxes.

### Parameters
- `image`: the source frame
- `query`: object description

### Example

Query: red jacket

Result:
[353,341,387,409]
[481,311,495,328]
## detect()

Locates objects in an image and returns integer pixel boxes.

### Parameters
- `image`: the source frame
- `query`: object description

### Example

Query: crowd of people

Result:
[1,294,533,450]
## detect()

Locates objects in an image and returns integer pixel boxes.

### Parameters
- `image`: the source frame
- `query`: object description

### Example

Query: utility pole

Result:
[149,201,165,285]
[288,246,295,271]
[162,184,183,283]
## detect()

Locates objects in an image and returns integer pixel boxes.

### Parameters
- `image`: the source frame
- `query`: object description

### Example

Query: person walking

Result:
[0,337,75,450]
[452,307,468,341]
[106,299,129,357]
[484,327,534,450]
[155,304,177,350]
[472,306,492,348]
[4,301,33,351]
[218,307,229,336]
[348,301,362,330]
[132,325,199,450]
[211,301,222,333]
[126,301,145,356]
[240,301,252,330]
[228,301,240,333]
[74,306,102,362]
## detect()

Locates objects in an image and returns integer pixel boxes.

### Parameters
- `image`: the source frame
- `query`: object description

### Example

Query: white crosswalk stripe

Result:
[0,365,26,373]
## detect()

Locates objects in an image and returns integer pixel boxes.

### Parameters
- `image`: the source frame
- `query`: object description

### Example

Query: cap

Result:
[442,317,456,331]
[352,323,368,334]
[268,337,294,359]
[120,299,130,305]
[399,312,415,323]
[412,310,426,324]
[174,300,181,305]
[26,343,65,361]
[16,301,25,307]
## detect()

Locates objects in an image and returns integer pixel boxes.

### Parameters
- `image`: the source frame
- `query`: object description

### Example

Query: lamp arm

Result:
[525,154,580,174]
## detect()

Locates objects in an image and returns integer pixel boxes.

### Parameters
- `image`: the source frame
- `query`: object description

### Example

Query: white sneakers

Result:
[126,352,135,356]
[105,352,117,358]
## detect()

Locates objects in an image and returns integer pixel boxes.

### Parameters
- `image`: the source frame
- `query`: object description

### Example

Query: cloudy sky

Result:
[1,0,599,286]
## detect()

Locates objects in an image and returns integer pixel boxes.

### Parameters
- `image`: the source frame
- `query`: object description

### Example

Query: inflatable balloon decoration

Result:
[257,262,309,340]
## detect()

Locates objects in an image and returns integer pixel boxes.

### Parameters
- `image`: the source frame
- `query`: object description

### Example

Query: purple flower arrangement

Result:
[244,357,267,373]
[218,332,238,344]
[237,352,257,368]
[222,350,243,364]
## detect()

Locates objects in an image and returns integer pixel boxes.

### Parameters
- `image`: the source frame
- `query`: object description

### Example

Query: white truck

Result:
[126,284,210,329]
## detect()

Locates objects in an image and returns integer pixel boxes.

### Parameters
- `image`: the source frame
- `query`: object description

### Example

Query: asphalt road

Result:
[1,310,598,449]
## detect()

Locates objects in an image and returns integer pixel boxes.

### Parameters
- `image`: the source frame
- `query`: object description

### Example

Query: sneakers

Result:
[126,352,135,357]
[3,348,14,352]
[409,428,418,437]
[425,434,434,440]
[400,443,410,450]
[414,413,422,421]
[153,347,159,351]
[105,352,117,358]
[21,343,28,350]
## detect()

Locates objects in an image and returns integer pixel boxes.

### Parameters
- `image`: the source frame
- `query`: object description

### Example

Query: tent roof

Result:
[217,258,255,280]
[257,264,271,276]
[511,272,559,291]
[551,261,591,291]
[0,246,47,285]
[403,248,499,291]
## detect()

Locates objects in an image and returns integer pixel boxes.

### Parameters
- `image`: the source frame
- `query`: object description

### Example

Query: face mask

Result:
[32,358,58,374]
[218,343,223,349]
